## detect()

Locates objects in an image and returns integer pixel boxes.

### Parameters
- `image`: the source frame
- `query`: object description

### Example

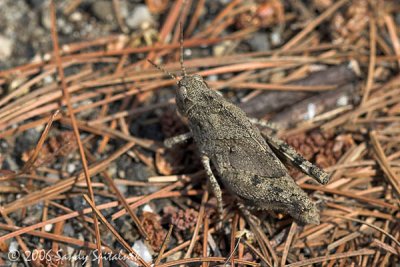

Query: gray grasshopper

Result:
[149,33,329,225]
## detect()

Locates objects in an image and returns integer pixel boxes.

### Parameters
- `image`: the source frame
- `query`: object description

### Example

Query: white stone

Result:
[142,204,153,213]
[306,103,316,120]
[126,5,153,29]
[70,12,83,22]
[9,241,18,252]
[337,95,349,106]
[67,164,76,174]
[130,240,152,267]
[44,224,53,232]
[0,35,13,60]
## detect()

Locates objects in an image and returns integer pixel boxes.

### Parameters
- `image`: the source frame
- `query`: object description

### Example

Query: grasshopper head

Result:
[176,74,210,116]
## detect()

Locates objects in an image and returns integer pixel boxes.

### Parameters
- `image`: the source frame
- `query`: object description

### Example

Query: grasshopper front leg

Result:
[164,132,193,148]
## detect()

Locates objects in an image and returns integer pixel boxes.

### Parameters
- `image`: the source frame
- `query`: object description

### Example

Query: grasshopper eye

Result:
[178,86,188,99]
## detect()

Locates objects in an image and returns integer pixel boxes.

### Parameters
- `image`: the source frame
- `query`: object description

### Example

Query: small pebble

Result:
[0,35,13,60]
[116,184,128,195]
[142,204,154,213]
[46,172,59,180]
[126,5,153,29]
[166,251,183,262]
[337,95,349,106]
[40,9,51,29]
[271,27,282,46]
[131,240,152,266]
[4,156,18,171]
[213,40,232,56]
[249,33,270,51]
[63,223,75,236]
[43,75,54,84]
[108,164,117,177]
[184,48,192,57]
[69,11,83,22]
[206,75,218,82]
[118,170,126,179]
[305,103,317,120]
[67,164,76,174]
[9,241,18,252]
[44,224,53,232]
[91,0,114,22]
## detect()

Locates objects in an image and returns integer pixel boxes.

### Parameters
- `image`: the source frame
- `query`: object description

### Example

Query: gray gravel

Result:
[0,0,152,69]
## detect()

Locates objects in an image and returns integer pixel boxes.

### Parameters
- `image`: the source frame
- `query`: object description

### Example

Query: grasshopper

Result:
[149,25,329,225]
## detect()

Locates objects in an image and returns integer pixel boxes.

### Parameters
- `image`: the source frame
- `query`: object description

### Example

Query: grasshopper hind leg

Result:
[221,170,321,225]
[263,134,330,185]
[250,118,330,184]
[201,155,224,223]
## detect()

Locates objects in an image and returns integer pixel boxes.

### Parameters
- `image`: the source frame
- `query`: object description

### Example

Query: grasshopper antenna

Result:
[179,21,187,77]
[147,59,178,82]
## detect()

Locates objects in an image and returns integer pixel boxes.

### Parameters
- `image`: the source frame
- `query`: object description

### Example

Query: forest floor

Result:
[0,0,399,266]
